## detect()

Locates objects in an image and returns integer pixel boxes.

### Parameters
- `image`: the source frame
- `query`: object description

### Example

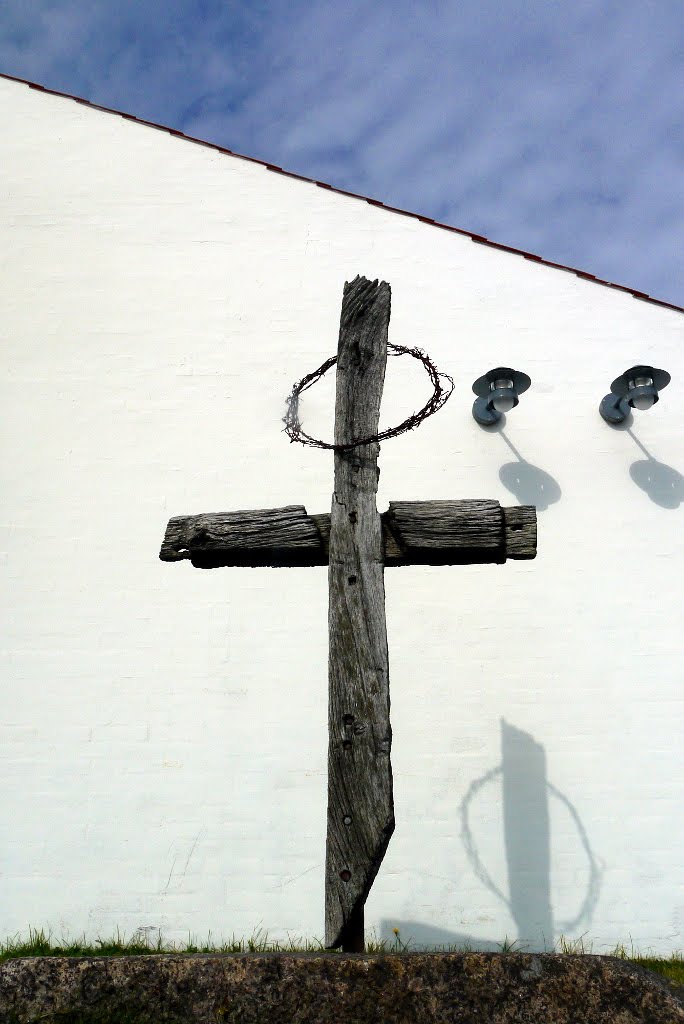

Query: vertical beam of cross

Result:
[325,277,394,951]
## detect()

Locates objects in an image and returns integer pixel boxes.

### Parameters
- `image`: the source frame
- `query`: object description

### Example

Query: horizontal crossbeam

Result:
[159,500,536,568]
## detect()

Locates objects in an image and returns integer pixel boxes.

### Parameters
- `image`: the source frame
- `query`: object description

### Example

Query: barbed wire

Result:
[283,342,454,451]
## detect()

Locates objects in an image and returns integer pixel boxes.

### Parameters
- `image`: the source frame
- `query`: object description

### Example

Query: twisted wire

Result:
[283,343,453,451]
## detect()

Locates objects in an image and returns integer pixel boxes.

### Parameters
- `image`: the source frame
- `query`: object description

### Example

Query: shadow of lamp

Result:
[472,367,531,426]
[498,432,562,511]
[627,429,684,509]
[599,364,671,425]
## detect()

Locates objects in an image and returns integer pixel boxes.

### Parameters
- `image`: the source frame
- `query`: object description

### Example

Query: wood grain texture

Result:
[159,501,537,567]
[503,505,537,560]
[158,506,326,567]
[325,276,394,950]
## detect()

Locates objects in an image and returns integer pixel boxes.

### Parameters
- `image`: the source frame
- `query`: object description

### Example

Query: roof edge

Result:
[2,70,682,316]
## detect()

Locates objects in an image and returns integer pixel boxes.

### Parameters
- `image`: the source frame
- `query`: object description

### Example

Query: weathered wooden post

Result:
[325,278,393,952]
[159,276,537,952]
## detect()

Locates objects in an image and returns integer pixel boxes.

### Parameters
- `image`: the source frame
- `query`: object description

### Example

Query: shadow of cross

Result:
[159,276,538,953]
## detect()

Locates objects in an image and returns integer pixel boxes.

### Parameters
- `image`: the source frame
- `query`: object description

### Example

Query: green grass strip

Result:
[1,928,682,988]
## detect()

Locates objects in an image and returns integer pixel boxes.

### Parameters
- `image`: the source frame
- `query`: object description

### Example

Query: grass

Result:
[0,925,411,961]
[1,927,682,988]
[0,926,325,962]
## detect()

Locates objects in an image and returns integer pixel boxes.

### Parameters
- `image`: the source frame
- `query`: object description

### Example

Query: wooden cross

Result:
[159,277,537,952]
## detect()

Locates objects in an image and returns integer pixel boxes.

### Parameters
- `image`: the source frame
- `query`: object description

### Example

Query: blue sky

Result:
[2,0,683,305]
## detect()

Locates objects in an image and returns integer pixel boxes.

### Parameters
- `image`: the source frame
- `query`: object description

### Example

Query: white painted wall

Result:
[1,76,683,954]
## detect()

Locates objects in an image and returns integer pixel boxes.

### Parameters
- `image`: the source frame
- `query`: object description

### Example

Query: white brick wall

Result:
[1,76,683,953]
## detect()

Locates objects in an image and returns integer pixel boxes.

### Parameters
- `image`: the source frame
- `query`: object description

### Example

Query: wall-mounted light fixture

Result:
[472,367,531,426]
[599,365,671,425]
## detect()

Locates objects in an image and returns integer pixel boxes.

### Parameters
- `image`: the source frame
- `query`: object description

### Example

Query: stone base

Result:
[0,952,682,1023]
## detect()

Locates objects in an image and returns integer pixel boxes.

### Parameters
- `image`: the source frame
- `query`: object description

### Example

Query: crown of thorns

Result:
[284,342,454,451]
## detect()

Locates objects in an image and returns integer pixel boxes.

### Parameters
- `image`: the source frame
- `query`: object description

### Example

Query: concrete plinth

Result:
[1,952,682,1023]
